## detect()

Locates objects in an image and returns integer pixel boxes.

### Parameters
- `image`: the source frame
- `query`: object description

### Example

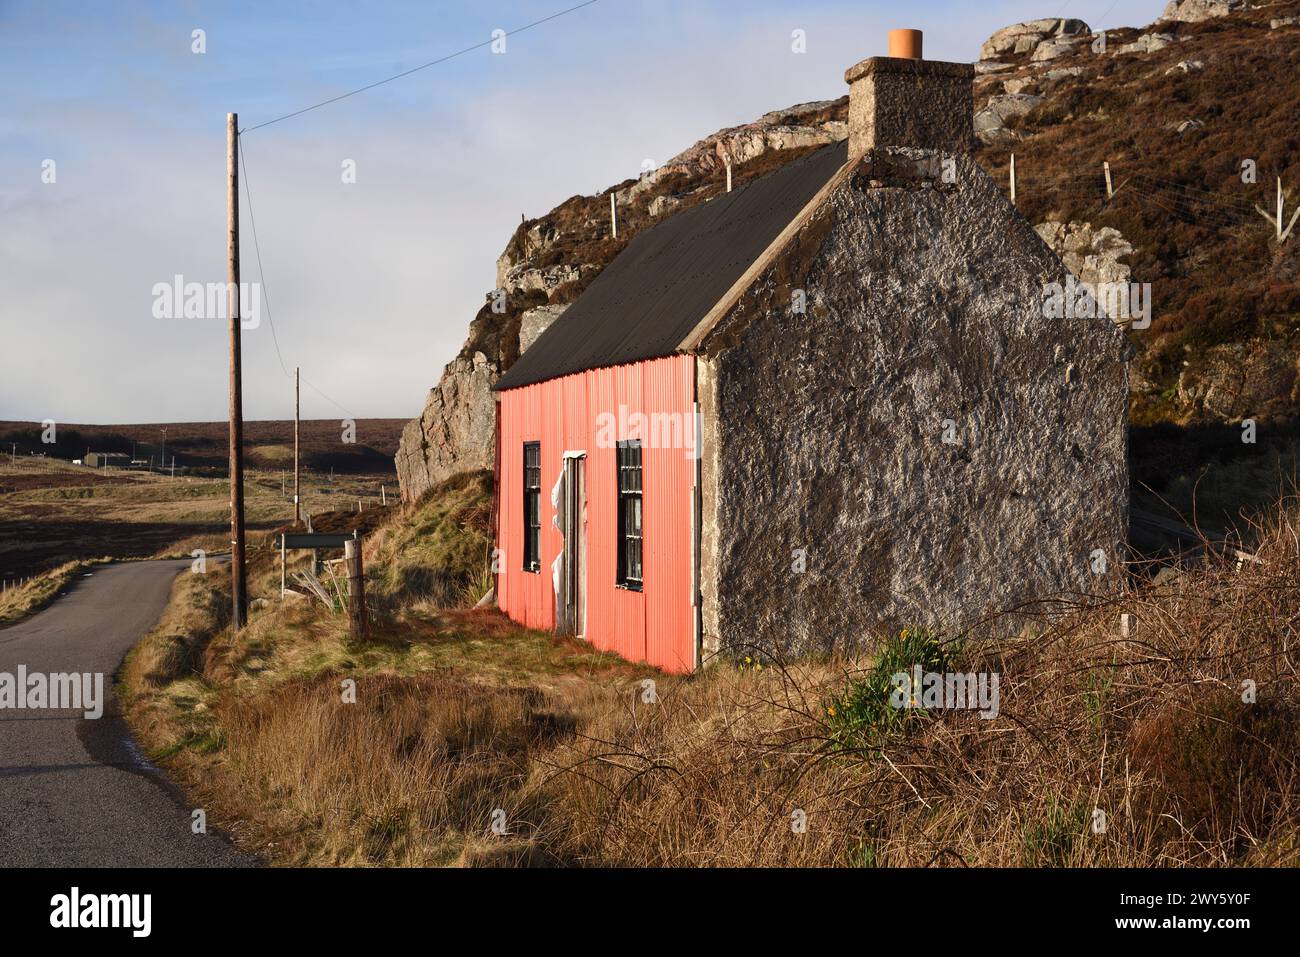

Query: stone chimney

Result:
[844,29,975,157]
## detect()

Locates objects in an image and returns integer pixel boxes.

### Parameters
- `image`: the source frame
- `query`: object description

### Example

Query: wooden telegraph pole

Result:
[227,113,248,630]
[345,532,367,641]
[294,366,301,524]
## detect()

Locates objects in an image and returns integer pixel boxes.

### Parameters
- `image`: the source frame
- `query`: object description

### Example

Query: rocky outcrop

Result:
[1041,65,1085,82]
[980,18,1090,61]
[975,93,1044,144]
[397,101,848,502]
[395,303,570,502]
[1162,0,1244,23]
[497,263,595,296]
[627,102,846,202]
[648,194,680,218]
[517,304,567,354]
[395,351,500,504]
[495,223,559,289]
[1035,220,1135,288]
[1116,32,1177,55]
[1031,36,1083,61]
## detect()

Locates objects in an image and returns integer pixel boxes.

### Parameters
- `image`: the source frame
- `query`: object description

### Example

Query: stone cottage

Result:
[491,30,1129,672]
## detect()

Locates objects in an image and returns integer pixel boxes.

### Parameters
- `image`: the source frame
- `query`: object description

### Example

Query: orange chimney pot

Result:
[888,28,923,60]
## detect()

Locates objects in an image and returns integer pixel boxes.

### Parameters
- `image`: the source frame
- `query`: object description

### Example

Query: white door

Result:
[561,455,586,637]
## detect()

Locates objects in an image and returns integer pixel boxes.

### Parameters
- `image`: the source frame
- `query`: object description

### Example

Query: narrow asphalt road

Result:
[0,560,254,867]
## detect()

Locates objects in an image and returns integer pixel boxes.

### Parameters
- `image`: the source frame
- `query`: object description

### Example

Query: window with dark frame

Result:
[523,442,541,572]
[616,440,643,590]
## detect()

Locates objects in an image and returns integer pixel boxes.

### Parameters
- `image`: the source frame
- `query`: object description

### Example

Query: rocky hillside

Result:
[395,100,847,500]
[397,0,1300,502]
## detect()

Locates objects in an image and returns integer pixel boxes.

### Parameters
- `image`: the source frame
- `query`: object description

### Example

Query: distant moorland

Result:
[0,418,405,475]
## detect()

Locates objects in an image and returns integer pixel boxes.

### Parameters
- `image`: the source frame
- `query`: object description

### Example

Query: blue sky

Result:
[0,0,1167,423]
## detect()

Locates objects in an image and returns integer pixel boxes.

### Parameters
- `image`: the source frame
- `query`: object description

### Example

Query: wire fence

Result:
[998,158,1284,233]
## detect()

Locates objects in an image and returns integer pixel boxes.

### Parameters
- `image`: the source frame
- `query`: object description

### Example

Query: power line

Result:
[236,136,290,379]
[240,0,602,134]
[300,374,355,418]
[231,1,604,421]
[238,134,356,419]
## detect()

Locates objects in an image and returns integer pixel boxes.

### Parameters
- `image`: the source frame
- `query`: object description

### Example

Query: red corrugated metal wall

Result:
[496,354,696,673]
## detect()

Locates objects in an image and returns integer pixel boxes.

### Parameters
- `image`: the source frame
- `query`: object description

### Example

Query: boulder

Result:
[980,18,1090,61]
[975,93,1043,143]
[498,262,594,296]
[1117,32,1176,55]
[1031,37,1083,62]
[983,92,1045,118]
[648,194,681,217]
[517,304,567,354]
[1042,66,1085,82]
[1162,0,1245,23]
[1035,220,1135,289]
[495,222,559,290]
[1165,59,1205,74]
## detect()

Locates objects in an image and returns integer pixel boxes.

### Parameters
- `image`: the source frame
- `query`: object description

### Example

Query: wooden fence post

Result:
[345,533,367,641]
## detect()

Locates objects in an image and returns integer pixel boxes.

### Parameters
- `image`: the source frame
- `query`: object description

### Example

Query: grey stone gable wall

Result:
[697,147,1128,660]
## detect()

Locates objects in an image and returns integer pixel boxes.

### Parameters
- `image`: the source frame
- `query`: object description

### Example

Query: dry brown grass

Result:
[123,477,1300,868]
[525,503,1300,867]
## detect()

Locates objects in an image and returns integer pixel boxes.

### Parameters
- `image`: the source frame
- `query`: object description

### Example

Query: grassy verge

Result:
[0,558,109,625]
[123,474,1300,867]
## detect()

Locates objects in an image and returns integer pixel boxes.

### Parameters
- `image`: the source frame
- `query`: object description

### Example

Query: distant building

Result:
[84,452,130,468]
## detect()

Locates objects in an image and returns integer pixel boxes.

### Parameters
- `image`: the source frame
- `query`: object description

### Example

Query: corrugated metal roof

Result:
[494,140,848,391]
